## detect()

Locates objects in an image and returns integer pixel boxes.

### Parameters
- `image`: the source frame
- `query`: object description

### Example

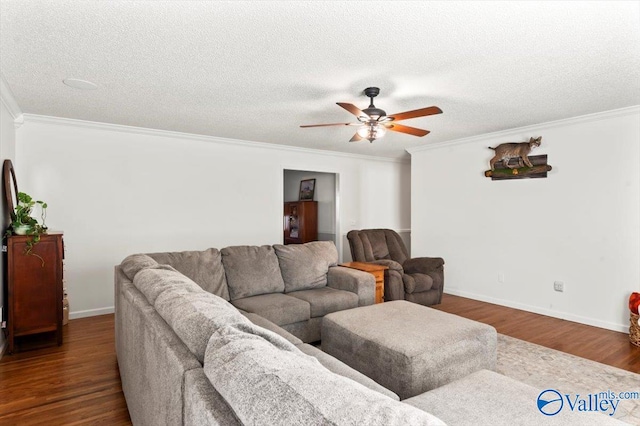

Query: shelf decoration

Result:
[484,136,552,180]
[485,155,552,180]
[299,178,316,201]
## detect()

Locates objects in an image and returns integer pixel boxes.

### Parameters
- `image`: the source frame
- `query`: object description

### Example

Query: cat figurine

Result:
[489,136,542,170]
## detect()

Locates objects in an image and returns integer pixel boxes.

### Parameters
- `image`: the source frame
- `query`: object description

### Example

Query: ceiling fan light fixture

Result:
[300,86,441,143]
[356,126,369,138]
[357,123,386,142]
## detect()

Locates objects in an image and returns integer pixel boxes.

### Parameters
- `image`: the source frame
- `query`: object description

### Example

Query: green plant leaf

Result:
[17,192,32,203]
[10,191,48,265]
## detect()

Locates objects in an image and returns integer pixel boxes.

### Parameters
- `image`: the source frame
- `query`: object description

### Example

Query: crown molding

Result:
[21,114,410,164]
[0,74,24,127]
[407,105,640,154]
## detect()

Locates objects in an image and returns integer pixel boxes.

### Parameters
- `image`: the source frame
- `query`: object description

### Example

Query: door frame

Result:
[281,167,341,262]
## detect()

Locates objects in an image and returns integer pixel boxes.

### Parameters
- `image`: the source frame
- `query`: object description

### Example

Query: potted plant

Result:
[7,192,48,263]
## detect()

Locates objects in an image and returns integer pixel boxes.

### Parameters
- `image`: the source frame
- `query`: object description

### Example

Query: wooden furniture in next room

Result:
[283,201,317,244]
[339,261,388,304]
[4,231,64,353]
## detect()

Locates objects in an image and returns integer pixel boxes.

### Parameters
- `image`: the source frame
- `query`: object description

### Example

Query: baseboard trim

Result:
[444,288,628,333]
[69,306,114,320]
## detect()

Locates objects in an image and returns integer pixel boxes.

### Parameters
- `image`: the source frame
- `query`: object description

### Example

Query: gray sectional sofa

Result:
[115,240,628,425]
[115,241,445,425]
[145,242,373,343]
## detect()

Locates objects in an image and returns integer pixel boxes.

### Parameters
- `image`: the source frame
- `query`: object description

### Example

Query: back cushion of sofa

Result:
[221,245,285,300]
[273,241,338,293]
[134,266,203,305]
[155,285,248,364]
[135,265,253,363]
[148,248,230,301]
[203,322,446,426]
[121,254,160,281]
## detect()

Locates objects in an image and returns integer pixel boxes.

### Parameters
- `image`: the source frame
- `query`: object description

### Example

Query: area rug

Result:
[497,334,640,425]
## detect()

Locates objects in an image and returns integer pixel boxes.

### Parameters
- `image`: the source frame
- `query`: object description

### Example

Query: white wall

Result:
[410,107,640,332]
[16,115,411,318]
[284,170,336,242]
[0,82,19,357]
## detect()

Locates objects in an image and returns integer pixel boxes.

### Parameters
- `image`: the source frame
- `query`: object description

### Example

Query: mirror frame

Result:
[3,159,19,222]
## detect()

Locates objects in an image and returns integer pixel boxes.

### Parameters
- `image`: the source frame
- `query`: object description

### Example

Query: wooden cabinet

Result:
[339,262,388,304]
[4,232,64,353]
[284,201,317,244]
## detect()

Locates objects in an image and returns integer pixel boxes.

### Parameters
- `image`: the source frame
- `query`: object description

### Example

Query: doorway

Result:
[283,169,340,257]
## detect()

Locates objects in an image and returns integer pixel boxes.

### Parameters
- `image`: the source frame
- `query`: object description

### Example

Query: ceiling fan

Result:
[300,87,442,143]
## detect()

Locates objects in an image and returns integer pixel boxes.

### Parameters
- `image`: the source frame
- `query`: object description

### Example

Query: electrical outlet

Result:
[553,281,564,292]
[498,272,505,283]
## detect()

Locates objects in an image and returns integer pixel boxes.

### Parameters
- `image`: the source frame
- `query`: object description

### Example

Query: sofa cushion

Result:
[297,343,399,401]
[148,248,230,300]
[240,311,303,345]
[403,272,434,294]
[231,293,310,326]
[288,287,358,318]
[152,272,248,363]
[221,245,285,300]
[281,318,322,343]
[273,241,338,292]
[134,266,202,305]
[203,322,446,426]
[121,254,159,280]
[404,369,626,426]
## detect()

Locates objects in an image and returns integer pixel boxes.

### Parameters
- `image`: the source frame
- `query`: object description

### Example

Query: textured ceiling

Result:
[1,1,639,159]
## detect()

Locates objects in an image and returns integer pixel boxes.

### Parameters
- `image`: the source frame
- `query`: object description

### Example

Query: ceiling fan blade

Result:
[386,123,430,137]
[300,123,352,128]
[388,106,442,122]
[349,132,363,142]
[337,102,370,119]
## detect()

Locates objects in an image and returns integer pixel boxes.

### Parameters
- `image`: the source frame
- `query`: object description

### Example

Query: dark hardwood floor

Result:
[0,314,131,425]
[0,293,638,424]
[434,294,640,373]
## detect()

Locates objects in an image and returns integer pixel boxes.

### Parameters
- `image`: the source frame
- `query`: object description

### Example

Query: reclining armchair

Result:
[347,229,444,306]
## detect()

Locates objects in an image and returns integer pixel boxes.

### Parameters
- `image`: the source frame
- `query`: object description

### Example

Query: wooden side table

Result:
[339,262,388,304]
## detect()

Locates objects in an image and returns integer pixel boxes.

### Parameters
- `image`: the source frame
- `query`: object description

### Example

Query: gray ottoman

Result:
[322,300,497,399]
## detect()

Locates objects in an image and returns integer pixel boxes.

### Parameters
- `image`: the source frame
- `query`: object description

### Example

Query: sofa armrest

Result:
[115,272,202,426]
[403,257,444,275]
[369,259,404,273]
[327,266,375,306]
